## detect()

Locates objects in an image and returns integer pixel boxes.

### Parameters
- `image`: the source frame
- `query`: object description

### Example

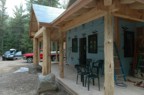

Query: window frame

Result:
[88,34,98,53]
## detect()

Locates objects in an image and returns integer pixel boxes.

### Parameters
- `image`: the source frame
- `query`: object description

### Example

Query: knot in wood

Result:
[107,40,112,44]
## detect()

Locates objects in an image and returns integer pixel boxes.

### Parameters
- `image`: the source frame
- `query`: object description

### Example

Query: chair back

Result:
[75,65,82,73]
[86,59,92,67]
[92,60,104,74]
[93,60,104,68]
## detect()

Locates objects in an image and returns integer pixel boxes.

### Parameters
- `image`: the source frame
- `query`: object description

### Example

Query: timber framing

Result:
[30,0,144,95]
[104,11,114,95]
[34,27,46,38]
[30,0,144,37]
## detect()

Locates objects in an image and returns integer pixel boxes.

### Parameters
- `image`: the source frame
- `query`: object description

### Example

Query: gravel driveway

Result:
[0,58,38,95]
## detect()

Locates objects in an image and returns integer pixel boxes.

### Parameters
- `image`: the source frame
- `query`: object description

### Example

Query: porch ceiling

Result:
[52,0,144,32]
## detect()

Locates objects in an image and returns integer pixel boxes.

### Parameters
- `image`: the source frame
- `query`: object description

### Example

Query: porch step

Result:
[56,78,78,95]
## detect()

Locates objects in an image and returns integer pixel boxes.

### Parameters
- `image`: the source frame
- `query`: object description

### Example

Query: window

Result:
[88,34,98,53]
[72,38,78,52]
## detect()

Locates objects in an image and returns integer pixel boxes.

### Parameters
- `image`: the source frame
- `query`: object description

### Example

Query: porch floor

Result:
[50,63,144,95]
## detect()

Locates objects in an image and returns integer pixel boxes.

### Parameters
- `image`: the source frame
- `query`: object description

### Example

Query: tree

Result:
[37,0,60,7]
[0,0,8,55]
[8,5,26,50]
[3,5,33,53]
[26,0,60,11]
[1,0,62,55]
[60,0,69,9]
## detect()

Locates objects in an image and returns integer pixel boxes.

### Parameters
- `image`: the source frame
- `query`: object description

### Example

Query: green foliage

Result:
[2,4,33,54]
[36,0,60,7]
[0,0,62,55]
[0,0,8,55]
[59,0,69,9]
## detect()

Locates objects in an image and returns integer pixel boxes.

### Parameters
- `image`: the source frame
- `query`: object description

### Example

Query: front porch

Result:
[49,63,144,95]
[30,0,144,95]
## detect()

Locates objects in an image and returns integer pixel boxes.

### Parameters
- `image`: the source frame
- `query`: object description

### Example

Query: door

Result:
[124,31,134,57]
[79,38,86,66]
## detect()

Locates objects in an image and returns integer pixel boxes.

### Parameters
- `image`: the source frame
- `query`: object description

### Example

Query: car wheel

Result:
[2,57,5,61]
[52,56,56,61]
[27,58,33,63]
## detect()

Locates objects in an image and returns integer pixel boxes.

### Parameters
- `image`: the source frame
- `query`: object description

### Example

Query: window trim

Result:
[88,34,98,53]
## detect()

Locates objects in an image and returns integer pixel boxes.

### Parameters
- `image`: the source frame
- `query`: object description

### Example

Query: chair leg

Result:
[82,75,84,86]
[93,78,95,85]
[76,74,78,84]
[88,78,90,91]
[98,76,100,91]
[81,75,83,82]
[85,76,87,87]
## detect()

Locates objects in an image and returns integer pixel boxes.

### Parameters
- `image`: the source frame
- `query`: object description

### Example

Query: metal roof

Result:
[32,4,65,23]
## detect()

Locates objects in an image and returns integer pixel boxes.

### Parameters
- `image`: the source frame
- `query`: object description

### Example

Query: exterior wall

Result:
[66,17,144,76]
[118,19,144,75]
[118,19,136,75]
[66,17,104,65]
[136,22,144,27]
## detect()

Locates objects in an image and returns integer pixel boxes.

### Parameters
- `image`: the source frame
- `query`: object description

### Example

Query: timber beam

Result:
[34,27,46,38]
[61,8,106,31]
[113,8,144,22]
[39,22,52,27]
[104,0,112,6]
[129,2,144,9]
[120,0,136,4]
[120,0,144,4]
[53,0,93,25]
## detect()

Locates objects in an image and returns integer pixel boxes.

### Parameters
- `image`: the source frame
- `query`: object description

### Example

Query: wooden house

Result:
[30,0,144,95]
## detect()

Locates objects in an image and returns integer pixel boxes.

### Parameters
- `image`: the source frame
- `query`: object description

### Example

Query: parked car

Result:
[2,49,22,60]
[14,51,22,59]
[23,50,59,63]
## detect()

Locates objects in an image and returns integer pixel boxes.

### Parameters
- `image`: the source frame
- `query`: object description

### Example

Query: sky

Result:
[5,0,68,17]
[5,0,26,17]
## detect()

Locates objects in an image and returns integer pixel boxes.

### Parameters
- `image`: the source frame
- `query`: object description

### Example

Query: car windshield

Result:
[5,51,10,54]
[10,50,15,54]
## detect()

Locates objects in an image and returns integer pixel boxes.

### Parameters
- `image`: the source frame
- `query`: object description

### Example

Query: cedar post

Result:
[42,28,51,75]
[104,11,114,95]
[56,42,58,62]
[59,32,64,78]
[33,38,39,65]
[37,39,40,63]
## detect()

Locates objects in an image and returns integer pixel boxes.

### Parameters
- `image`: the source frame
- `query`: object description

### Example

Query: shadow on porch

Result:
[50,63,144,95]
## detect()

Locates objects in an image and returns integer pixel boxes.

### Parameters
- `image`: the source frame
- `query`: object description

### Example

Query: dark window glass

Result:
[88,34,98,53]
[72,38,78,52]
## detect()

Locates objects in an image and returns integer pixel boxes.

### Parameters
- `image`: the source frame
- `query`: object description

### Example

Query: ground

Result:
[0,57,38,95]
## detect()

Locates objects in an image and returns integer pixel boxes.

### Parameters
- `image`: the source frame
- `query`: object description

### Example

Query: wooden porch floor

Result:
[50,63,144,95]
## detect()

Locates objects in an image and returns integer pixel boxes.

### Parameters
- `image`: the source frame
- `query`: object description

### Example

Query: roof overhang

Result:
[29,4,65,38]
[30,0,144,40]
[51,0,144,32]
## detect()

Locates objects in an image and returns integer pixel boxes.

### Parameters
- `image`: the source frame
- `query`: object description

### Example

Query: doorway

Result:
[124,31,134,57]
[79,37,86,66]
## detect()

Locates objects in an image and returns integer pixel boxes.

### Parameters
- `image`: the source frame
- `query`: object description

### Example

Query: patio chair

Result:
[75,65,86,86]
[86,59,92,67]
[85,60,102,91]
[75,59,92,86]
